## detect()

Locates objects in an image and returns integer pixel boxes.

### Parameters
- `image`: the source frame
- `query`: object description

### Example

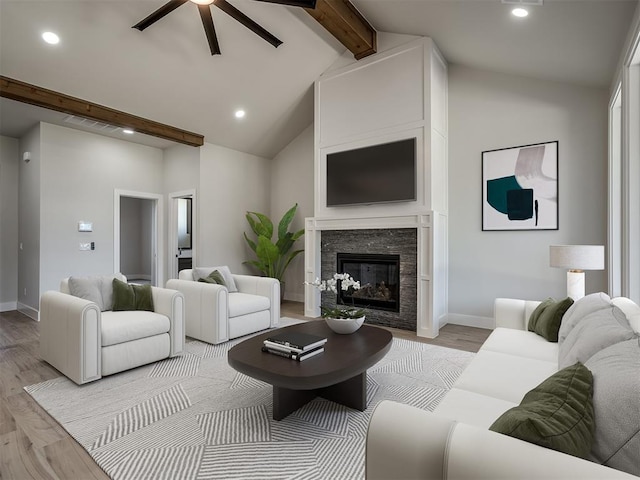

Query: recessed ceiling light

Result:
[122,128,135,135]
[512,7,529,17]
[190,0,215,4]
[42,31,60,45]
[235,110,246,119]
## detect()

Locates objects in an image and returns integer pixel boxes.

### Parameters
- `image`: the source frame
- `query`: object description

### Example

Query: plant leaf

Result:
[246,211,273,239]
[243,232,257,253]
[277,203,297,240]
[256,236,279,278]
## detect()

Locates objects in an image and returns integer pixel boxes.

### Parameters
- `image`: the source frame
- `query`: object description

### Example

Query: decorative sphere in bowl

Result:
[324,316,365,334]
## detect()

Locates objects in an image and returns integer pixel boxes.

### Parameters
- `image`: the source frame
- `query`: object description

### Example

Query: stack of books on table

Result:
[262,331,327,361]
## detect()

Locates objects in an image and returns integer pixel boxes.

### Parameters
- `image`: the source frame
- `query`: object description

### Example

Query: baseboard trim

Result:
[444,313,493,330]
[17,302,39,321]
[0,301,17,312]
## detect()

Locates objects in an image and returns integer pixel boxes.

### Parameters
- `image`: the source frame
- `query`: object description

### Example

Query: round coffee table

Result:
[228,320,392,420]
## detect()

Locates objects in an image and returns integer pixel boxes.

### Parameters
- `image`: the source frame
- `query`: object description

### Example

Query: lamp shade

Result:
[549,245,604,271]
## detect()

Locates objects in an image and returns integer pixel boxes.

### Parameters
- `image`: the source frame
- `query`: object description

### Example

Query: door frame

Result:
[168,189,197,279]
[114,189,164,286]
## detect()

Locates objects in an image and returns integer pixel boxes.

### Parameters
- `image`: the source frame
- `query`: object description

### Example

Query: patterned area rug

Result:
[25,319,474,480]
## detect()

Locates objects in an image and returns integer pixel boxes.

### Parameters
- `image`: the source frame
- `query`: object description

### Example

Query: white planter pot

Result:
[324,315,365,334]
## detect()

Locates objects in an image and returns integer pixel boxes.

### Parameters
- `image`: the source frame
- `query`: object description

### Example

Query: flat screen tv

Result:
[326,138,416,207]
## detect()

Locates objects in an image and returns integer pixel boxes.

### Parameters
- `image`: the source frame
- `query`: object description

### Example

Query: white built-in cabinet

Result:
[305,38,449,338]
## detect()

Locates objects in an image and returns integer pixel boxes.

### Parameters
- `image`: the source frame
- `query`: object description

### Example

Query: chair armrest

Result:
[39,291,102,385]
[151,286,185,356]
[232,274,280,328]
[494,298,542,330]
[166,279,229,344]
[366,401,635,480]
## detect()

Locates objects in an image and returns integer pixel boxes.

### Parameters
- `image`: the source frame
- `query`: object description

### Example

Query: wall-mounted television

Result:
[326,138,416,207]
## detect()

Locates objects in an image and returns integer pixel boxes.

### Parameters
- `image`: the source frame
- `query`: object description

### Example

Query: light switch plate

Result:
[78,221,93,232]
[79,242,91,251]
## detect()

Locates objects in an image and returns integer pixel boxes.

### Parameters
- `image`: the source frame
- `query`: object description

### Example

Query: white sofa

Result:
[40,274,185,385]
[366,295,640,480]
[166,267,280,345]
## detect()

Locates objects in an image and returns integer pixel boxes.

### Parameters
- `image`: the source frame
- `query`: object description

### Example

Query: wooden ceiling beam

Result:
[0,76,204,147]
[305,0,377,60]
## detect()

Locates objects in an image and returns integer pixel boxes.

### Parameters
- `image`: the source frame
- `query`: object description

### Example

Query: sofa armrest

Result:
[39,291,102,385]
[151,286,185,356]
[366,401,636,480]
[166,279,229,344]
[232,274,280,328]
[494,298,542,330]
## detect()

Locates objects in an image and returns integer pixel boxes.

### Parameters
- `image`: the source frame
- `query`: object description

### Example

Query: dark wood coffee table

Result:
[228,320,392,420]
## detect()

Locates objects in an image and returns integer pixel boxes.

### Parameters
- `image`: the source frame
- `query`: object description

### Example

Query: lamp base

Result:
[566,270,585,300]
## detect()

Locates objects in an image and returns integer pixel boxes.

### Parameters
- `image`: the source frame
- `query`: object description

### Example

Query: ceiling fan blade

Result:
[198,5,221,55]
[133,0,189,31]
[214,0,283,48]
[252,0,317,8]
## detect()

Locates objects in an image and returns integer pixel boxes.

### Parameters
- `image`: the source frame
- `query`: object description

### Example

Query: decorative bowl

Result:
[324,316,365,334]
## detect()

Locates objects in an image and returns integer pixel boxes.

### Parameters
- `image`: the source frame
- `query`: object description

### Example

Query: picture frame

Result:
[482,141,558,231]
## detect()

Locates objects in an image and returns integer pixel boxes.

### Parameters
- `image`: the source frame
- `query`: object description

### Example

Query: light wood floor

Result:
[1,305,490,479]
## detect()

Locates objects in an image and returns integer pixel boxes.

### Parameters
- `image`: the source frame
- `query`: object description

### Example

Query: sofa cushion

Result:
[198,269,226,286]
[612,297,640,334]
[112,279,154,312]
[489,362,595,459]
[101,310,170,346]
[68,275,120,311]
[527,297,554,332]
[453,350,557,404]
[480,328,558,363]
[528,297,574,342]
[558,306,635,369]
[584,337,640,475]
[434,387,519,429]
[194,266,238,293]
[559,292,612,344]
[228,293,270,318]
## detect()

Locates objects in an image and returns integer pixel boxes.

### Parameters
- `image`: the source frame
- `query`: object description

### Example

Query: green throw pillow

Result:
[489,362,595,459]
[535,297,574,342]
[528,297,555,332]
[112,278,154,312]
[197,269,227,287]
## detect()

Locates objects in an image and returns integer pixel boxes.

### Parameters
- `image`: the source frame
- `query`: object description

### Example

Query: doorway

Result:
[169,190,196,279]
[114,190,163,286]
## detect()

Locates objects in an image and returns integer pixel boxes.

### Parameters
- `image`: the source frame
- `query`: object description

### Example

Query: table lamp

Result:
[549,245,604,300]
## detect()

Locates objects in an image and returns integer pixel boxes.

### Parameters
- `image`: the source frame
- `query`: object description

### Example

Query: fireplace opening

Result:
[336,253,400,313]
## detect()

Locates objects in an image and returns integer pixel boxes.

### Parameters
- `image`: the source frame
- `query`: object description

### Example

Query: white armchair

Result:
[166,267,280,344]
[40,274,185,385]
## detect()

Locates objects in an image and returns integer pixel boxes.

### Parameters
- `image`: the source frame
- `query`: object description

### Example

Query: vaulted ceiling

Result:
[0,0,636,157]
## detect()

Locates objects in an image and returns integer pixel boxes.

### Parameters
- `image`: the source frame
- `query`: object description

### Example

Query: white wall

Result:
[198,142,270,273]
[18,125,41,315]
[270,124,314,301]
[0,136,19,310]
[38,122,164,297]
[448,65,608,323]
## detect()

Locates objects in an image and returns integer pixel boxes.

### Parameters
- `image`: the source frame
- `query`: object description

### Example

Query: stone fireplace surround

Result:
[305,213,445,338]
[320,229,417,331]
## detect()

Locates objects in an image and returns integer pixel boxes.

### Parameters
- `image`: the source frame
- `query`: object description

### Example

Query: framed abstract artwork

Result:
[482,141,558,231]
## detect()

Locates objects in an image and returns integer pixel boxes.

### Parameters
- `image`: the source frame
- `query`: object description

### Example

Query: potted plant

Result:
[306,273,366,334]
[244,204,304,300]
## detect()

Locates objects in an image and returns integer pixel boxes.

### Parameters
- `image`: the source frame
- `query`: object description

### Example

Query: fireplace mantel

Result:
[304,212,447,338]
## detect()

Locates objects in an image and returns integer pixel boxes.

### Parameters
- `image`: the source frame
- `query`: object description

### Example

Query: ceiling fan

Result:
[133,0,317,56]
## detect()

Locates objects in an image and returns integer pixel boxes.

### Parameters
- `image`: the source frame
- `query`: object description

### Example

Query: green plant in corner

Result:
[243,204,304,285]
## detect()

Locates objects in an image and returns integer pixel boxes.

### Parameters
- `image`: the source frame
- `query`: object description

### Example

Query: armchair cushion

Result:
[101,311,170,346]
[112,278,154,312]
[194,266,238,292]
[68,274,120,311]
[228,293,270,317]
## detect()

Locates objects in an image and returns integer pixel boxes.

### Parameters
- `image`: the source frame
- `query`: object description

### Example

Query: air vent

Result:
[501,0,543,5]
[64,115,121,133]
